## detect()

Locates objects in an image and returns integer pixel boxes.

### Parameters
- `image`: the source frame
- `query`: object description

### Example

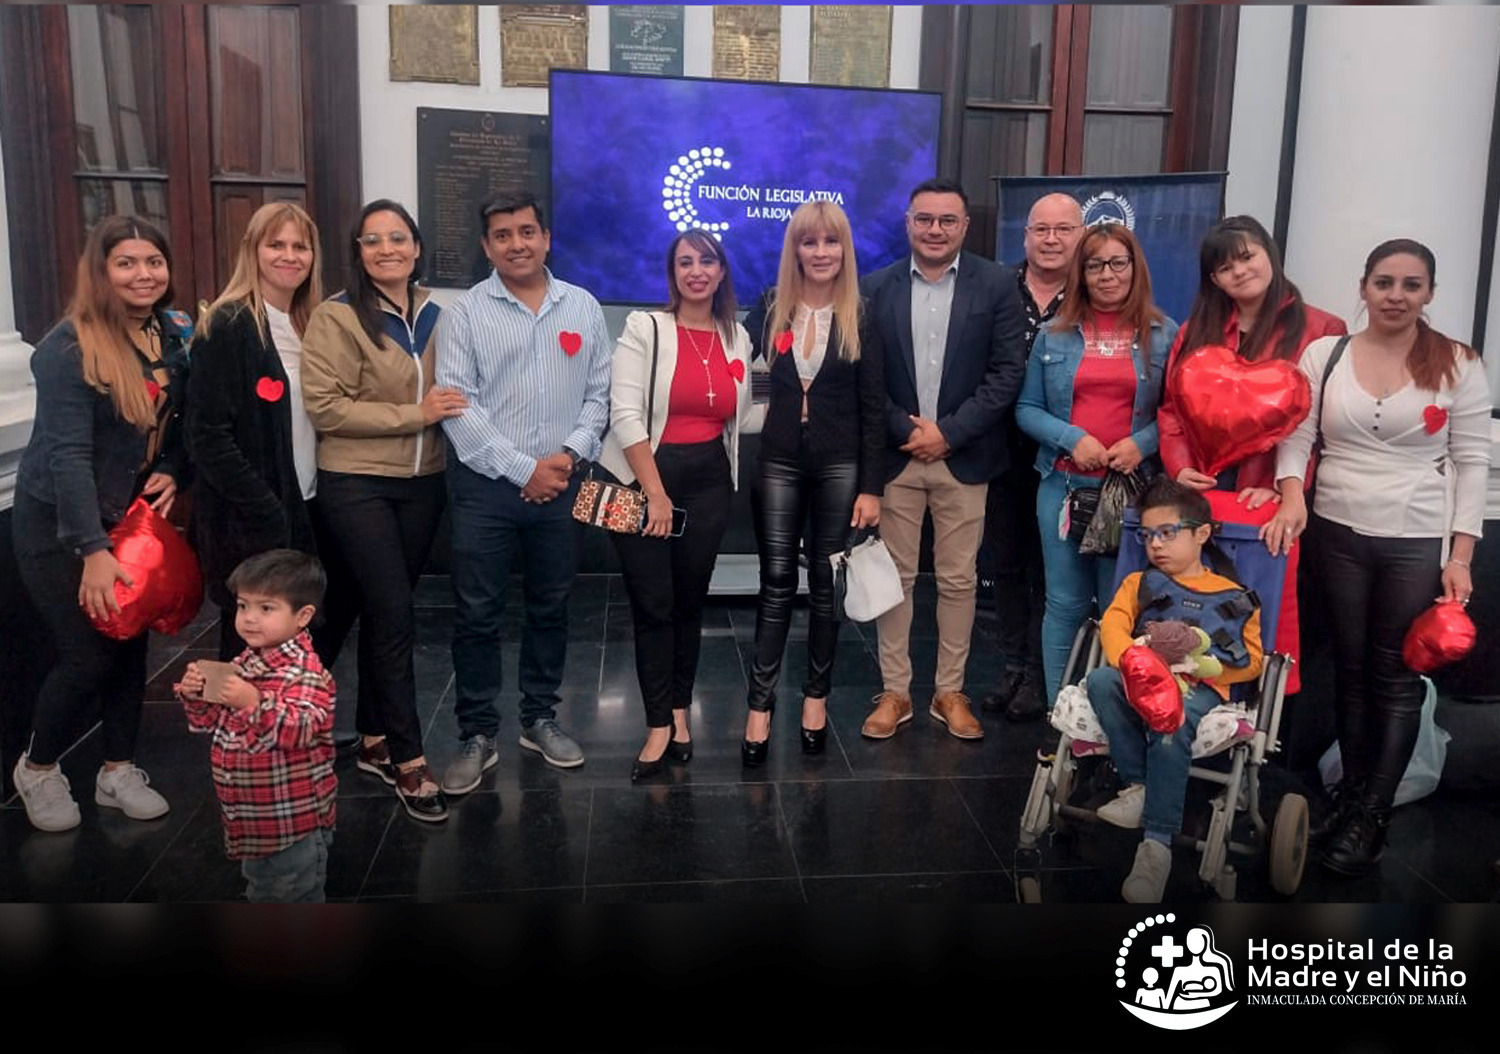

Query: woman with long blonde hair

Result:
[740,201,885,765]
[12,215,191,832]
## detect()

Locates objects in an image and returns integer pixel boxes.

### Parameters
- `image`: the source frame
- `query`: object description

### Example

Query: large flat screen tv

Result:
[549,70,942,305]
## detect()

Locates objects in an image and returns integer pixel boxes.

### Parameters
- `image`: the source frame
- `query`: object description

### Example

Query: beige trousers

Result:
[875,458,989,695]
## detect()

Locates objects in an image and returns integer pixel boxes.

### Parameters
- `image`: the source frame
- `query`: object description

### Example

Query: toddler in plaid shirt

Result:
[176,550,336,902]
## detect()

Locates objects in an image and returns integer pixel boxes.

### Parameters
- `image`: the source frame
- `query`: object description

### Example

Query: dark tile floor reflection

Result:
[3,574,1497,903]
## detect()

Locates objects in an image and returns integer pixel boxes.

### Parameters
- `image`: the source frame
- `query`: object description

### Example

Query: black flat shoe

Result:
[666,737,693,763]
[631,751,669,782]
[800,726,827,755]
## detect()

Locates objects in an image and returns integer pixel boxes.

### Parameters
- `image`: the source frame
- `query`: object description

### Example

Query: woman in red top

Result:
[1157,216,1345,691]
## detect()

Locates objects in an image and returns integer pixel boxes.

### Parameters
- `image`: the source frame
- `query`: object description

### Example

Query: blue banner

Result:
[996,173,1227,323]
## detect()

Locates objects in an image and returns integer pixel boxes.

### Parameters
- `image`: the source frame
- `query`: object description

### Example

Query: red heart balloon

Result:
[726,359,745,383]
[1402,600,1476,673]
[1119,644,1184,733]
[1172,345,1312,476]
[255,377,284,402]
[774,330,794,354]
[559,331,582,356]
[144,379,161,401]
[1423,405,1447,435]
[88,498,204,641]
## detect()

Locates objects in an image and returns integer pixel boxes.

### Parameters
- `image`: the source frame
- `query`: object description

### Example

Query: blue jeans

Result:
[1087,667,1220,838]
[242,827,332,903]
[448,458,579,738]
[1036,471,1118,702]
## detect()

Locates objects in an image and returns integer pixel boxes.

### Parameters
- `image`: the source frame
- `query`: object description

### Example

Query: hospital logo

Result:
[661,146,732,235]
[1082,189,1136,230]
[1116,914,1237,1030]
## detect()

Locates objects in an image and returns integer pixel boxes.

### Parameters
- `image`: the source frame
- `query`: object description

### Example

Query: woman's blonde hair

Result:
[198,201,322,341]
[68,215,173,431]
[768,201,862,361]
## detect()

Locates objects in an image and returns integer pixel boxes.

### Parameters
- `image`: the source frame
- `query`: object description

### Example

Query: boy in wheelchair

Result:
[1086,479,1264,903]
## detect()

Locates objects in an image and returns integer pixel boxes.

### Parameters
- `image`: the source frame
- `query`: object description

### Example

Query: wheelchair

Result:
[1016,510,1309,902]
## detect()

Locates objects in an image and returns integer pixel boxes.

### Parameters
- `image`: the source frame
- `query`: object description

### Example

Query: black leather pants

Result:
[747,445,860,712]
[1312,515,1442,809]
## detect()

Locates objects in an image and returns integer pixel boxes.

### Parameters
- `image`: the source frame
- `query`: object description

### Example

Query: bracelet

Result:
[1447,558,1470,569]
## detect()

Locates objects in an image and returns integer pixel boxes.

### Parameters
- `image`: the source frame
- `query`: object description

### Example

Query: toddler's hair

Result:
[227,549,326,612]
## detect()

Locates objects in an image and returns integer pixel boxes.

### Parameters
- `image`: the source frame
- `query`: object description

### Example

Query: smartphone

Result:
[670,507,688,537]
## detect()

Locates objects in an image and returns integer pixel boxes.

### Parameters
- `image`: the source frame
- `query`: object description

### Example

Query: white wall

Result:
[1282,6,1500,343]
[1222,5,1292,224]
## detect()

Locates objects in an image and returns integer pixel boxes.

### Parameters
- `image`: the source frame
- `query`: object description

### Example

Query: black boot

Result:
[1320,799,1390,876]
[980,669,1025,713]
[1004,668,1046,723]
[1309,779,1361,845]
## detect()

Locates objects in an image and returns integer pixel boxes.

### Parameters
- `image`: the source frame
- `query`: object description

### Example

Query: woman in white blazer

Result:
[597,229,754,780]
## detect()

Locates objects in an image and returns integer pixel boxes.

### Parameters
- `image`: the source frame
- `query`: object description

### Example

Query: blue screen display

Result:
[548,70,941,305]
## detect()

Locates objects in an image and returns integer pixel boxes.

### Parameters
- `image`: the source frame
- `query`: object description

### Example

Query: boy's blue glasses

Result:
[1135,520,1205,545]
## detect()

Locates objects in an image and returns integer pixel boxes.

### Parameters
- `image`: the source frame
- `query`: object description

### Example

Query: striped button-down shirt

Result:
[436,268,612,486]
[910,255,958,421]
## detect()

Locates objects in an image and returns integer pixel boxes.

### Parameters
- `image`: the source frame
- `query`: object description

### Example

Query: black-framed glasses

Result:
[1135,520,1204,545]
[1084,255,1132,275]
[908,212,963,231]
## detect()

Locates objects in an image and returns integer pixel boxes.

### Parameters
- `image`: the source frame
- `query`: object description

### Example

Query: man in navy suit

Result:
[858,178,1028,741]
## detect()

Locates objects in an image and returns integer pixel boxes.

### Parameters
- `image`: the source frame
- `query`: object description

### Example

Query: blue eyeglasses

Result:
[1135,520,1205,545]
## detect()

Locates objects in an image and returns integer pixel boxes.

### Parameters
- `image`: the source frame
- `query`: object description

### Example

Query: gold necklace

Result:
[682,325,717,407]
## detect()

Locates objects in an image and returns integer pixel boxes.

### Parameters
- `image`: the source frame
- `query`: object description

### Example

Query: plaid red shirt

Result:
[180,630,336,860]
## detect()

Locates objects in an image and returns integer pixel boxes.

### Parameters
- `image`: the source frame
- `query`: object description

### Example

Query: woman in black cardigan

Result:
[186,202,353,662]
[741,201,885,764]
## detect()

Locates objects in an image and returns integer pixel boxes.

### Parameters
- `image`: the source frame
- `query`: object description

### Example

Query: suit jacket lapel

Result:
[940,257,976,392]
[893,266,917,393]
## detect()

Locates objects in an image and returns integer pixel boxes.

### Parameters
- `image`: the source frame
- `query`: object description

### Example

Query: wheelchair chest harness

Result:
[1134,568,1260,669]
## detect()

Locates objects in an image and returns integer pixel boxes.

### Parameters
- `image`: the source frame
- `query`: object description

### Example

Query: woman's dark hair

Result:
[1362,238,1475,390]
[226,548,327,613]
[349,199,424,347]
[1175,216,1306,372]
[665,228,738,329]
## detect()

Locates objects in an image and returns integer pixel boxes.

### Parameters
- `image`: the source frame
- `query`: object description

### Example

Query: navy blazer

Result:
[859,251,1028,484]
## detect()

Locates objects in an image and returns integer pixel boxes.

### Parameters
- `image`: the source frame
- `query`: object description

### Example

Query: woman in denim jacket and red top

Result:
[1156,216,1345,693]
[1015,224,1178,702]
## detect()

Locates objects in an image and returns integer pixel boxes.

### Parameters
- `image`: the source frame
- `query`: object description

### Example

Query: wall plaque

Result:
[609,5,684,76]
[499,4,588,88]
[389,5,480,85]
[712,5,779,82]
[809,6,892,88]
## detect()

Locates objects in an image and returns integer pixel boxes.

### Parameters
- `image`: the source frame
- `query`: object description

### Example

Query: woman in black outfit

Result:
[12,216,190,832]
[741,201,884,765]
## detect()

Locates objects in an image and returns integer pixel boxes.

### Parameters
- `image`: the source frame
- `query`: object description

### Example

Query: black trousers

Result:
[314,470,445,765]
[1311,514,1441,808]
[747,441,859,711]
[611,440,733,729]
[12,492,148,766]
[216,494,359,667]
[983,463,1044,676]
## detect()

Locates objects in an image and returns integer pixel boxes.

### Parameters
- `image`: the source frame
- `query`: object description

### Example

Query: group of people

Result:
[10,172,1489,902]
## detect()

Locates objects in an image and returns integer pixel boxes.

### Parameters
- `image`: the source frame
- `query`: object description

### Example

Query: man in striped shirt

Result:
[435,191,612,790]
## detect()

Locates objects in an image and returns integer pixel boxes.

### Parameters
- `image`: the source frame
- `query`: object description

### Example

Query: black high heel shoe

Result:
[666,710,692,763]
[800,699,827,755]
[631,734,671,782]
[741,710,773,767]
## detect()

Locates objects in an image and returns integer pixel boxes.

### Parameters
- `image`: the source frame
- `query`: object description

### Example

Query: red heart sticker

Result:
[144,379,161,401]
[255,377,285,402]
[559,331,582,356]
[1423,404,1447,435]
[774,330,794,355]
[726,359,745,383]
[1173,345,1311,476]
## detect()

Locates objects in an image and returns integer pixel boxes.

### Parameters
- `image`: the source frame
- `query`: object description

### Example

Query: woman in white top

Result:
[188,203,350,660]
[1271,238,1491,875]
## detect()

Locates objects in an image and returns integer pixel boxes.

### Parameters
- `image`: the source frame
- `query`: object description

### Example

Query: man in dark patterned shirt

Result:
[177,550,336,902]
[981,193,1082,722]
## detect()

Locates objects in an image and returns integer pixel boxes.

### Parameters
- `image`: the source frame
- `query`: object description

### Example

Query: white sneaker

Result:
[95,764,170,820]
[13,755,81,832]
[1097,783,1145,829]
[1122,839,1172,903]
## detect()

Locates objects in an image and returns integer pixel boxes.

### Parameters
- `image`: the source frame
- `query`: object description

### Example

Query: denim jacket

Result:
[1014,316,1178,479]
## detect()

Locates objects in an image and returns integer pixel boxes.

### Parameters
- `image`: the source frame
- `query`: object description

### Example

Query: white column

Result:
[0,132,37,511]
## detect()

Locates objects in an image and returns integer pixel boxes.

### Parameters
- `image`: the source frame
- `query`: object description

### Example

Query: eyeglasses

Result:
[1026,224,1080,239]
[358,231,412,248]
[908,213,964,232]
[1134,520,1204,545]
[1084,255,1132,275]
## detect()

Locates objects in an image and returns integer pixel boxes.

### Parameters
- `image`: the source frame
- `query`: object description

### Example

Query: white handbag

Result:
[830,532,904,622]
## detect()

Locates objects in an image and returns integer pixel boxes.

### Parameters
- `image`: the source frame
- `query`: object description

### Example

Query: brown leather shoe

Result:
[930,691,984,740]
[861,691,913,739]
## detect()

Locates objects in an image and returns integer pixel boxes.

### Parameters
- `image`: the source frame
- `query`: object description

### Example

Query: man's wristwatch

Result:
[564,447,583,474]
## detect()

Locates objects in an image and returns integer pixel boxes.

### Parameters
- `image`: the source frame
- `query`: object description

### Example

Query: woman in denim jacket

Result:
[1015,225,1178,701]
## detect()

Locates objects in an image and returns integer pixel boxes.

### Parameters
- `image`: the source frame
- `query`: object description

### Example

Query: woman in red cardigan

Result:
[1157,215,1345,692]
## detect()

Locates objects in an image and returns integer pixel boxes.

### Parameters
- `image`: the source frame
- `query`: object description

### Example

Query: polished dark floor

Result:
[2,573,1497,903]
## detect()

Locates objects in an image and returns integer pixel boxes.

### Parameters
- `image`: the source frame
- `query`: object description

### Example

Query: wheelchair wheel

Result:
[1018,876,1042,903]
[1270,793,1309,895]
